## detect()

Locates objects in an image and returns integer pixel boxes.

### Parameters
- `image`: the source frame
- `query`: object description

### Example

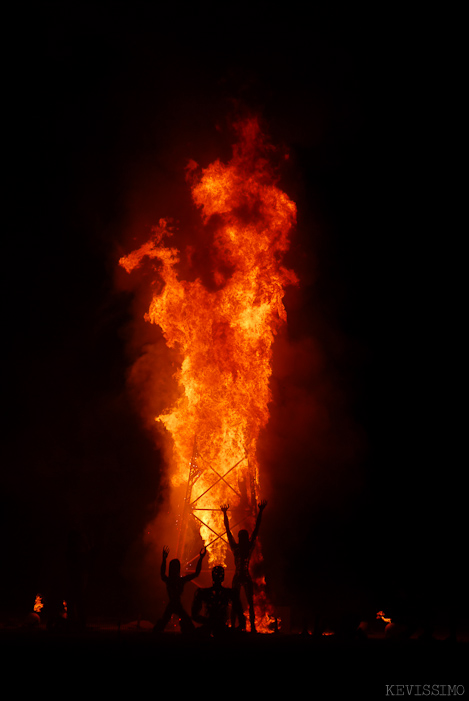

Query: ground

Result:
[1,621,467,697]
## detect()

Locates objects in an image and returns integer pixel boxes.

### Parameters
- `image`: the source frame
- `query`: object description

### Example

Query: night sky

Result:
[3,4,465,630]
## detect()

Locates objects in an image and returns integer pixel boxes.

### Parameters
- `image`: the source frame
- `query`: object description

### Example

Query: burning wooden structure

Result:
[120,118,297,630]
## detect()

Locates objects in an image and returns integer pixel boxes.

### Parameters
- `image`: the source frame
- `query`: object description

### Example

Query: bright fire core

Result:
[120,119,297,607]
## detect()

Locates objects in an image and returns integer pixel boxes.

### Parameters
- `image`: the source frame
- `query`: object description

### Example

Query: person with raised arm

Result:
[220,500,267,632]
[154,545,206,633]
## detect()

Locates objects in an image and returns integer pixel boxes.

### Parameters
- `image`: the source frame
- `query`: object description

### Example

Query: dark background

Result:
[2,3,465,631]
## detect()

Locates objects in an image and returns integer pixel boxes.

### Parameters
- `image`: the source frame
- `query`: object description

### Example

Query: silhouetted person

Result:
[154,546,206,633]
[221,500,267,632]
[191,565,245,636]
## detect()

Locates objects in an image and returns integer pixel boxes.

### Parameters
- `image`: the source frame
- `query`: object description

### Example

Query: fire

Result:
[34,594,43,614]
[376,610,392,624]
[120,117,297,629]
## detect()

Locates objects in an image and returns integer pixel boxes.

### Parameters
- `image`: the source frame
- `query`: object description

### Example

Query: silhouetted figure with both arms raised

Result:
[221,500,267,632]
[191,565,245,636]
[154,545,206,633]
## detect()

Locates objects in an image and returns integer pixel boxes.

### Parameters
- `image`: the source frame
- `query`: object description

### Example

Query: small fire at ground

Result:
[376,610,392,624]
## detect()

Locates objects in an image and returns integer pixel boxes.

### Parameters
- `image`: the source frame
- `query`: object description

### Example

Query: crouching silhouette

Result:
[191,565,245,636]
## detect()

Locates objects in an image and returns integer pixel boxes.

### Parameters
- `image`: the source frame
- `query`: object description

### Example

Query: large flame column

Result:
[120,118,297,627]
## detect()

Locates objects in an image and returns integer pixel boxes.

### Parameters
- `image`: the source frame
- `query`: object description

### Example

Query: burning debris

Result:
[33,594,43,615]
[22,594,45,627]
[376,610,392,624]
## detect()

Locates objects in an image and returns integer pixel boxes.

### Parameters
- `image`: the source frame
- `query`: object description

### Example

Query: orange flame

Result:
[34,594,43,614]
[120,118,297,628]
[376,610,392,623]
